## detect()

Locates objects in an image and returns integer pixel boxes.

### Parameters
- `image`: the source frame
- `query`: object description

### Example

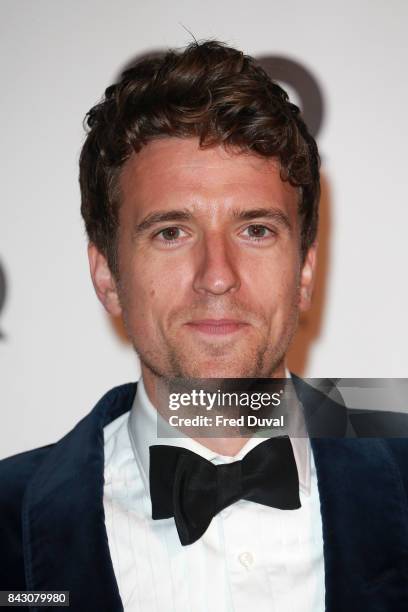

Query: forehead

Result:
[118,137,299,218]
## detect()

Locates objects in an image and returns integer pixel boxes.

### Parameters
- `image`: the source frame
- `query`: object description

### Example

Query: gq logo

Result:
[256,55,324,139]
[0,260,6,339]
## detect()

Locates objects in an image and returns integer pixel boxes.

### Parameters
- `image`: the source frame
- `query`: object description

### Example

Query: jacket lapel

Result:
[291,376,408,611]
[312,437,408,611]
[22,382,137,612]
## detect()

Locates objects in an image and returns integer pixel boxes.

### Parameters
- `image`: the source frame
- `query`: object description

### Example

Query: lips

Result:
[185,319,249,335]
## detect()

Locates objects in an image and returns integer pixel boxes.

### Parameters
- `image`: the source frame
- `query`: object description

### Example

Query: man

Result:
[1,41,408,612]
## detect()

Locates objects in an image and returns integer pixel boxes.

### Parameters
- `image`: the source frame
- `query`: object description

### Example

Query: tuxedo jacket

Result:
[1,377,408,612]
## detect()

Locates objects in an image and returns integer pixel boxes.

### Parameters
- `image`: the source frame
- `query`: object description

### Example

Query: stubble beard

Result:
[116,270,301,383]
[132,305,299,384]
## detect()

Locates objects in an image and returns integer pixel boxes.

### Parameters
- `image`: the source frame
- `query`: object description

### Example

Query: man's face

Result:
[90,137,316,383]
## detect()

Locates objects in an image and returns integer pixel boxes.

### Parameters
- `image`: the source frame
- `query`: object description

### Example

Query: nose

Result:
[192,232,241,296]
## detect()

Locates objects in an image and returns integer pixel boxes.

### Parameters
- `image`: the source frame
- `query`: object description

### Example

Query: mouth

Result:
[184,319,250,336]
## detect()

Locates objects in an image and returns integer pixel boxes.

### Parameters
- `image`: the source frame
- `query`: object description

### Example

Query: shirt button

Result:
[238,551,254,569]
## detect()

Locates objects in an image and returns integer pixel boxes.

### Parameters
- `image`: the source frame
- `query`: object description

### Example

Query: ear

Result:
[299,242,318,312]
[87,243,122,317]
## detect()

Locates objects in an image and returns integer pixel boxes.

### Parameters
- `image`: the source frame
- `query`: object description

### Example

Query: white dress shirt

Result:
[103,378,325,612]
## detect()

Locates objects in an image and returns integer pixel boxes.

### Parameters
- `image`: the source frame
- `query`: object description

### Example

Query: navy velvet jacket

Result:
[1,378,408,612]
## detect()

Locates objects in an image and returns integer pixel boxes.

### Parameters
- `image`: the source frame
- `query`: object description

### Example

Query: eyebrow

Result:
[231,207,292,232]
[132,206,292,237]
[133,209,193,236]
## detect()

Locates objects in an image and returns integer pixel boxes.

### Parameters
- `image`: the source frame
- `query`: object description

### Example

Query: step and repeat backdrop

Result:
[1,0,407,458]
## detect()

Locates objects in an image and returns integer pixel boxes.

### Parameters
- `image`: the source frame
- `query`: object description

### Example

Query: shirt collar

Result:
[128,373,311,497]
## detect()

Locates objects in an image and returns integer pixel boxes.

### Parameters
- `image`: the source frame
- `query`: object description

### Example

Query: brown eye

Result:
[242,224,274,240]
[247,225,268,238]
[153,226,189,248]
[159,227,182,241]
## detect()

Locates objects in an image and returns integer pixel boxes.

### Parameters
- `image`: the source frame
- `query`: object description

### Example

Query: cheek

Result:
[123,262,185,325]
[245,255,300,312]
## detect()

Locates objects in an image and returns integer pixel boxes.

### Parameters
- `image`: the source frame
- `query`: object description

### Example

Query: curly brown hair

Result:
[79,40,320,275]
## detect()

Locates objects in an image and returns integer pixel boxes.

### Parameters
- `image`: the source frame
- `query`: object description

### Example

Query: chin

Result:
[180,358,257,379]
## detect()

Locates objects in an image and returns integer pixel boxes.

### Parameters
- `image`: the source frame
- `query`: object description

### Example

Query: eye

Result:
[241,224,275,241]
[153,226,188,244]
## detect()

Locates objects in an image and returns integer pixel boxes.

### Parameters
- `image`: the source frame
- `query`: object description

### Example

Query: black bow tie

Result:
[149,436,301,545]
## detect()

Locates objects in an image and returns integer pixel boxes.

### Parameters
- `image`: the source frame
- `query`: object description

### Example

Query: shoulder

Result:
[0,443,54,499]
[0,381,137,590]
[0,381,137,509]
[0,443,55,540]
[0,444,54,589]
[383,438,408,493]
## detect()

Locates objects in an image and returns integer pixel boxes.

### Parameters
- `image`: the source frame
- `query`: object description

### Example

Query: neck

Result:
[141,361,288,458]
[190,435,252,457]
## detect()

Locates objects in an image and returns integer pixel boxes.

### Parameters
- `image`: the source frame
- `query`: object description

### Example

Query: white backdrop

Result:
[1,0,407,459]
